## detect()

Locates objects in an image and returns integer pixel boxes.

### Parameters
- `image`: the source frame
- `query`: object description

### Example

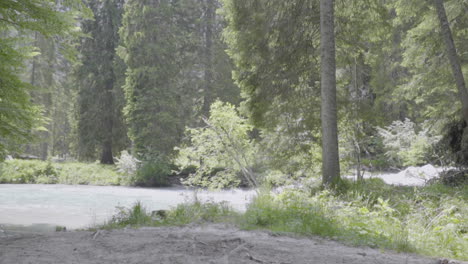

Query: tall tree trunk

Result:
[100,81,114,165]
[434,0,468,123]
[25,32,38,155]
[101,140,113,164]
[320,0,340,187]
[202,0,214,115]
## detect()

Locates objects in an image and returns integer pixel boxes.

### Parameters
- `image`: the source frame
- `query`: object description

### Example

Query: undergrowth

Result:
[100,200,238,230]
[102,179,467,261]
[0,159,125,185]
[242,179,467,260]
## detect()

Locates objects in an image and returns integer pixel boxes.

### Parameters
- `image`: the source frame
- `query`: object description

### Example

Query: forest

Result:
[0,0,467,262]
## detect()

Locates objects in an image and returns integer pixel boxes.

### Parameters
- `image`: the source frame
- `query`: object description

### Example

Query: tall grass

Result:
[100,200,239,229]
[242,179,467,260]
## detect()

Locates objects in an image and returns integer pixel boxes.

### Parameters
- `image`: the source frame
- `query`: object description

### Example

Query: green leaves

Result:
[176,101,256,189]
[222,0,321,130]
[0,0,89,159]
[377,119,440,167]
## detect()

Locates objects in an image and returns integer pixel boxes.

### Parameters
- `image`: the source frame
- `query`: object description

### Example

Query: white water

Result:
[0,184,256,230]
[345,164,448,186]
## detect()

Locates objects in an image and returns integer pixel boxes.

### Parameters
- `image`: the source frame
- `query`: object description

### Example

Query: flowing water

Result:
[0,184,256,231]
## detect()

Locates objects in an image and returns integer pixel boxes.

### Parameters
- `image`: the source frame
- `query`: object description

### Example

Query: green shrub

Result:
[166,201,236,225]
[97,180,467,261]
[133,159,170,187]
[100,200,237,229]
[377,119,440,167]
[175,100,257,189]
[115,150,140,185]
[243,182,467,260]
[0,159,56,183]
[104,201,153,229]
[0,159,122,185]
[243,191,340,237]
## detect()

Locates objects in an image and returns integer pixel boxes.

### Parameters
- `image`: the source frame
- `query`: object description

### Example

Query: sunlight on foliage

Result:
[377,119,440,167]
[175,100,257,189]
[243,181,468,260]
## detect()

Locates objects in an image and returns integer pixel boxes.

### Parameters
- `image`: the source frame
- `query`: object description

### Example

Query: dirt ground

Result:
[0,224,465,264]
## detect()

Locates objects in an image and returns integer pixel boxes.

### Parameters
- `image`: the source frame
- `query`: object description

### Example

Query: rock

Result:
[14,154,40,160]
[151,210,167,220]
[55,226,66,232]
[404,164,439,180]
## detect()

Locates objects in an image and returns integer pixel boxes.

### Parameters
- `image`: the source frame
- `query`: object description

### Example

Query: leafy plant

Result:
[175,100,257,189]
[105,201,152,228]
[133,158,170,187]
[115,150,140,185]
[100,200,237,229]
[377,119,440,167]
[0,159,122,185]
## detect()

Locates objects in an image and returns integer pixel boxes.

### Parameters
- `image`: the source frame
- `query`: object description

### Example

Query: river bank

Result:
[1,224,463,264]
[0,184,255,230]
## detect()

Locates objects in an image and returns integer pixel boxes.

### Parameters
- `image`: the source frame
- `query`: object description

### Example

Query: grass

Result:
[100,200,238,230]
[101,178,468,261]
[0,159,128,185]
[241,179,468,260]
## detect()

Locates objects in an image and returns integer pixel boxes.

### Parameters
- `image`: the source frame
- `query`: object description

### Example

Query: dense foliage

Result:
[103,178,468,260]
[0,0,88,159]
[1,0,467,187]
[0,159,124,185]
[1,1,468,260]
[75,0,128,163]
[176,101,256,188]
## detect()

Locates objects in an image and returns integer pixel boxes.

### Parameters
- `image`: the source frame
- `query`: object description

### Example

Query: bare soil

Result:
[0,224,465,264]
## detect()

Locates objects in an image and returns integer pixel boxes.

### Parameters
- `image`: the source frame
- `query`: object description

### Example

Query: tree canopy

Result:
[1,0,467,188]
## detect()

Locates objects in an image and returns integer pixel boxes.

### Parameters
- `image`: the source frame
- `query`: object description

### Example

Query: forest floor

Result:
[0,223,465,264]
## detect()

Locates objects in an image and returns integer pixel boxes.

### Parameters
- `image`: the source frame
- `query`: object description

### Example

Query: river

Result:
[0,184,256,230]
[0,165,445,232]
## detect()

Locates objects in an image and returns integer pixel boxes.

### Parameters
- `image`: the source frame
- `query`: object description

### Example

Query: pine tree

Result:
[120,0,205,159]
[75,0,127,164]
[0,0,89,160]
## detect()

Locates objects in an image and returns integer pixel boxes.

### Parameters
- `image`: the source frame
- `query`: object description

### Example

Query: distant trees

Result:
[119,0,194,160]
[433,0,468,124]
[0,0,88,160]
[3,0,468,188]
[119,0,238,162]
[75,0,127,164]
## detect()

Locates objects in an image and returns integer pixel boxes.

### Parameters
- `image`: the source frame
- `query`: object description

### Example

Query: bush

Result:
[133,159,170,187]
[97,180,467,261]
[115,150,140,176]
[377,119,440,167]
[0,159,58,184]
[243,181,467,260]
[438,119,468,166]
[175,100,257,189]
[104,201,153,229]
[166,201,236,225]
[101,200,237,229]
[0,159,122,185]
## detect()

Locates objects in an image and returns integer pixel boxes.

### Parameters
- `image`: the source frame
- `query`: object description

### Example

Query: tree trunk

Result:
[100,140,114,164]
[434,0,468,123]
[100,81,114,165]
[202,0,214,115]
[320,0,340,187]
